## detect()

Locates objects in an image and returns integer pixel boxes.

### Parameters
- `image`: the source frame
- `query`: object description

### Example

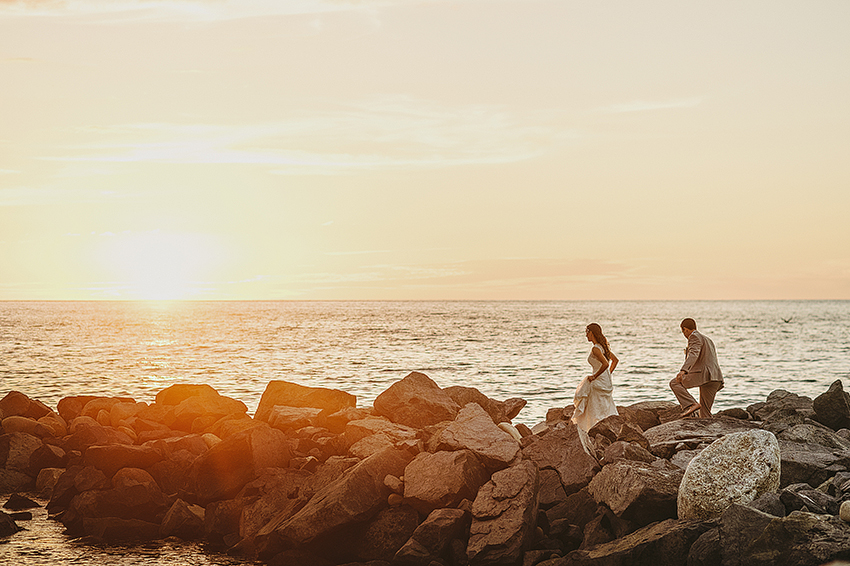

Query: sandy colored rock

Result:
[678,429,781,521]
[431,403,519,471]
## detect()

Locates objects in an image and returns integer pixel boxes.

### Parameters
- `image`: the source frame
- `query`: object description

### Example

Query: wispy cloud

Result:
[601,97,704,114]
[0,0,423,22]
[41,96,575,173]
[0,186,123,206]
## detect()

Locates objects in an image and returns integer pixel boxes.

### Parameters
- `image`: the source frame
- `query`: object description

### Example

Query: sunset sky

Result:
[1,0,848,300]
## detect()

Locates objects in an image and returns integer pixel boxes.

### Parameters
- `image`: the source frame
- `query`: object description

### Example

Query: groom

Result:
[669,318,724,418]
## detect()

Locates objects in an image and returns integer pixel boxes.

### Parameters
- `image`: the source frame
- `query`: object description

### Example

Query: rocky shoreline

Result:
[4,373,850,565]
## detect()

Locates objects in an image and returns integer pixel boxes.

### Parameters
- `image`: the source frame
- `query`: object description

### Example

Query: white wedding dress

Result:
[572,343,618,432]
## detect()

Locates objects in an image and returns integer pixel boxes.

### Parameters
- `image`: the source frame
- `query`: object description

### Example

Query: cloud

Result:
[601,97,704,114]
[0,0,421,22]
[0,186,124,206]
[41,96,575,173]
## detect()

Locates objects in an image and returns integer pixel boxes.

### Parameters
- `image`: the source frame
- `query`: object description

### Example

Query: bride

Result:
[572,323,619,433]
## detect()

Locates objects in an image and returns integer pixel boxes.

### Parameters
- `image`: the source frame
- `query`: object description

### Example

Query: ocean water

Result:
[2,300,849,427]
[1,300,849,564]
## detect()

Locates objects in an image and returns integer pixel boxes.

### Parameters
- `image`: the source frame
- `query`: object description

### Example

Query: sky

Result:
[1,0,848,301]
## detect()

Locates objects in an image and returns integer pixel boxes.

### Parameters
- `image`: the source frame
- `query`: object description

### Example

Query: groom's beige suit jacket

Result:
[680,330,724,388]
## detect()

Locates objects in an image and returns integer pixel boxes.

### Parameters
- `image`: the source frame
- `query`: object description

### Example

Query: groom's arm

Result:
[680,333,702,374]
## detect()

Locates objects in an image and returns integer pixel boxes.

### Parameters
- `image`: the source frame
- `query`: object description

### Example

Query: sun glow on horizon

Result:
[97,230,223,300]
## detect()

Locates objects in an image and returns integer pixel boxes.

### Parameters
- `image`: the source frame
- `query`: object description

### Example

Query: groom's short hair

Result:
[681,318,697,330]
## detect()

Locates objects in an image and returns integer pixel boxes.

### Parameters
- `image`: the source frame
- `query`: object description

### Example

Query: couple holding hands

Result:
[572,318,724,433]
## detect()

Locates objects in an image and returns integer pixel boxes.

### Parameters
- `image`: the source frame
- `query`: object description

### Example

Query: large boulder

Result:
[344,416,419,447]
[466,460,540,566]
[394,508,471,566]
[0,391,51,420]
[255,381,356,423]
[255,446,414,557]
[350,505,421,563]
[403,449,487,515]
[643,416,762,459]
[1,415,56,439]
[186,425,290,505]
[374,371,460,429]
[678,430,781,521]
[778,439,850,488]
[165,389,248,432]
[560,518,714,566]
[749,390,816,433]
[159,498,206,540]
[443,385,526,424]
[725,508,850,566]
[522,424,600,495]
[587,459,683,527]
[0,432,44,474]
[236,467,312,541]
[813,380,850,431]
[777,422,850,450]
[430,403,520,471]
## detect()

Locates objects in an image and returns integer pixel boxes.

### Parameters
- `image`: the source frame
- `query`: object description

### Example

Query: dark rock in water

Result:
[9,511,32,521]
[686,526,721,566]
[560,518,713,566]
[0,468,34,494]
[0,511,21,537]
[522,424,600,495]
[403,449,487,515]
[160,498,205,540]
[83,517,161,542]
[394,508,470,566]
[374,371,460,429]
[467,460,540,566]
[813,380,850,431]
[587,459,683,527]
[3,493,40,510]
[255,446,414,557]
[255,380,357,424]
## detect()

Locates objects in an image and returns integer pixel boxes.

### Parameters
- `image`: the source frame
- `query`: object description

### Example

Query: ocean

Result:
[1,300,849,564]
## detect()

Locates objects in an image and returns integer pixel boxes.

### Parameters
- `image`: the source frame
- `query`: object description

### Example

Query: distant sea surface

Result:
[1,300,849,565]
[3,300,849,426]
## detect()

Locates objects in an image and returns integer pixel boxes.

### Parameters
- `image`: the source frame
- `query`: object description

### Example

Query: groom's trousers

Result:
[669,374,724,418]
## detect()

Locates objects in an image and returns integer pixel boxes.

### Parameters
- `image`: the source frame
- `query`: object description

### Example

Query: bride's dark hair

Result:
[586,323,612,360]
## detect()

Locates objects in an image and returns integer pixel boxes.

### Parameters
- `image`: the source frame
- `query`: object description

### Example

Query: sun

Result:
[99,230,221,300]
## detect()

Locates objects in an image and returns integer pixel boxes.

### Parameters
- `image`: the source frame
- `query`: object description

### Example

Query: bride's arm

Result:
[609,351,619,373]
[589,346,609,380]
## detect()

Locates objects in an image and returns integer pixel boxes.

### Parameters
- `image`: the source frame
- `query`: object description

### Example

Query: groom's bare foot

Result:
[681,404,700,418]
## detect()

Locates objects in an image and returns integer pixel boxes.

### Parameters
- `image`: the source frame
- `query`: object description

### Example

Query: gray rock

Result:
[394,508,470,566]
[813,380,850,431]
[777,422,850,451]
[522,424,600,495]
[431,403,520,471]
[750,390,815,433]
[600,440,656,466]
[374,372,460,429]
[467,460,540,566]
[403,449,487,515]
[678,430,781,521]
[747,492,785,517]
[587,459,683,527]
